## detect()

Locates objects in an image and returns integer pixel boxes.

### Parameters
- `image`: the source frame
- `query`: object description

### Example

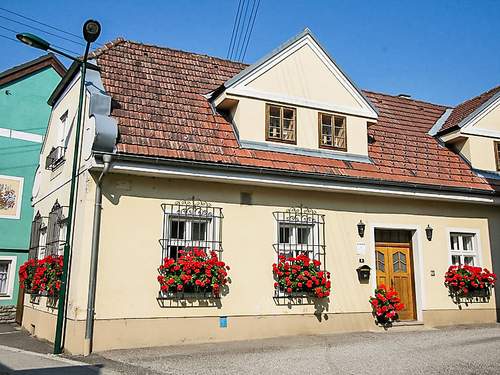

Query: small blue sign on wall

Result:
[219,316,228,328]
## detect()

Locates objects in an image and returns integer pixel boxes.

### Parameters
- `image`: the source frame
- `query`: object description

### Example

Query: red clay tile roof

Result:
[439,85,500,134]
[92,39,495,194]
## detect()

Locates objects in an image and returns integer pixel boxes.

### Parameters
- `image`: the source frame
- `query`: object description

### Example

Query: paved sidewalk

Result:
[0,345,109,374]
[0,324,116,374]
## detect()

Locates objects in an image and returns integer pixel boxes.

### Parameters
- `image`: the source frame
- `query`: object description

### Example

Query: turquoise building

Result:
[0,54,65,322]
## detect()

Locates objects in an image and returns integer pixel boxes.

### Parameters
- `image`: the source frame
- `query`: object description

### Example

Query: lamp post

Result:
[17,20,101,355]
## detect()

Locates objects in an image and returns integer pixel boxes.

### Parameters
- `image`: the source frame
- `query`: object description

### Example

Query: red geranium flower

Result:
[272,253,331,298]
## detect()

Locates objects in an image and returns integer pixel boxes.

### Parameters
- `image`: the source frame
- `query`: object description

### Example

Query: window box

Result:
[444,265,496,299]
[157,248,230,299]
[18,255,64,296]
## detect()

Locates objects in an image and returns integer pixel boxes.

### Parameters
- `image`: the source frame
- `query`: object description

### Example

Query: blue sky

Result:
[1,0,499,106]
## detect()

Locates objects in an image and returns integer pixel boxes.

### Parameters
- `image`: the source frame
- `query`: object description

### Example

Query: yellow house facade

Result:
[23,30,500,355]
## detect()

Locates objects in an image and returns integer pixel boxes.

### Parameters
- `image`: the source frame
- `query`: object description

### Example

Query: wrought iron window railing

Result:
[273,206,326,299]
[158,198,224,302]
[45,146,66,171]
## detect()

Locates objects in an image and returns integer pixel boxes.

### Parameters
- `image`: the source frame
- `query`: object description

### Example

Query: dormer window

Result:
[319,112,346,151]
[495,141,500,171]
[266,104,296,144]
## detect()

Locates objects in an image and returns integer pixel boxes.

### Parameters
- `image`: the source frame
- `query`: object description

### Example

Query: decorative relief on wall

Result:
[0,175,23,219]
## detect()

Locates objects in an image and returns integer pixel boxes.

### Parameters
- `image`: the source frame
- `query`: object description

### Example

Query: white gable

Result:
[461,94,500,139]
[221,30,378,119]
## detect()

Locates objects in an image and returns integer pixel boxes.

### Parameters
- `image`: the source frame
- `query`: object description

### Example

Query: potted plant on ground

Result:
[272,253,331,298]
[369,285,405,326]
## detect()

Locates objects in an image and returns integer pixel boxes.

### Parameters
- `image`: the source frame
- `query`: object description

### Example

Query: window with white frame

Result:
[58,111,68,148]
[160,198,223,260]
[273,206,325,260]
[449,232,479,266]
[0,258,15,297]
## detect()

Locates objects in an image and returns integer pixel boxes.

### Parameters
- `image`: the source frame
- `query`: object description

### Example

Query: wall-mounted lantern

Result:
[357,220,366,238]
[425,225,433,241]
[356,265,371,282]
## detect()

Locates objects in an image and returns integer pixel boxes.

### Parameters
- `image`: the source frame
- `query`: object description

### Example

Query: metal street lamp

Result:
[17,19,101,355]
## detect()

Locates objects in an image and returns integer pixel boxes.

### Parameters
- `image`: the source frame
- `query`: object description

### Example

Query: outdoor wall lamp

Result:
[357,220,366,238]
[426,225,433,241]
[356,265,371,282]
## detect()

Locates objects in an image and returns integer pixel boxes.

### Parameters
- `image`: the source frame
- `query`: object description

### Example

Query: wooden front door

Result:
[375,242,416,321]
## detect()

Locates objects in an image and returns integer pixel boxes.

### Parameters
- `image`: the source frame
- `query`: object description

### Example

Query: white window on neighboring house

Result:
[0,257,16,298]
[449,232,479,266]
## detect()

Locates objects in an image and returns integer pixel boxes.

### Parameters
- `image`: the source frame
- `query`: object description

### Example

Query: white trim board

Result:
[100,160,499,205]
[0,127,43,143]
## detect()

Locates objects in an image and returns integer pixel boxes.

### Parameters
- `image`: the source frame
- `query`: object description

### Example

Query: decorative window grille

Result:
[45,201,66,256]
[29,212,43,259]
[160,198,223,261]
[273,206,326,298]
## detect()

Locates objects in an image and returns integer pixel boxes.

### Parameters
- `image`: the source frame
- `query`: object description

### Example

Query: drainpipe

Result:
[84,154,112,356]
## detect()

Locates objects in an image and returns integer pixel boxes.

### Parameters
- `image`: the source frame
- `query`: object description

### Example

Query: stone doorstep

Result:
[369,320,434,333]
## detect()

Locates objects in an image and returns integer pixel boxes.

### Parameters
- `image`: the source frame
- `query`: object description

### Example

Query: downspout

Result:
[84,154,112,356]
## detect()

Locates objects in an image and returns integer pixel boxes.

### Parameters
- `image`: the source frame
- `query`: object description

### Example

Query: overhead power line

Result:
[0,15,85,47]
[232,0,251,61]
[0,6,83,41]
[227,0,243,59]
[239,0,261,62]
[0,24,79,55]
[0,33,18,43]
[0,7,104,47]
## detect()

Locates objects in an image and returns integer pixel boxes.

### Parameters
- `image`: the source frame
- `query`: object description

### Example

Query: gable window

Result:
[449,232,479,266]
[495,141,500,171]
[161,198,223,260]
[318,112,346,150]
[266,104,296,144]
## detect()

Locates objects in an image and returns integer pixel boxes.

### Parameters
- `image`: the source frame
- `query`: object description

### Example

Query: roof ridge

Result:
[0,53,66,85]
[362,89,449,108]
[453,84,500,108]
[101,38,249,67]
[88,37,127,59]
